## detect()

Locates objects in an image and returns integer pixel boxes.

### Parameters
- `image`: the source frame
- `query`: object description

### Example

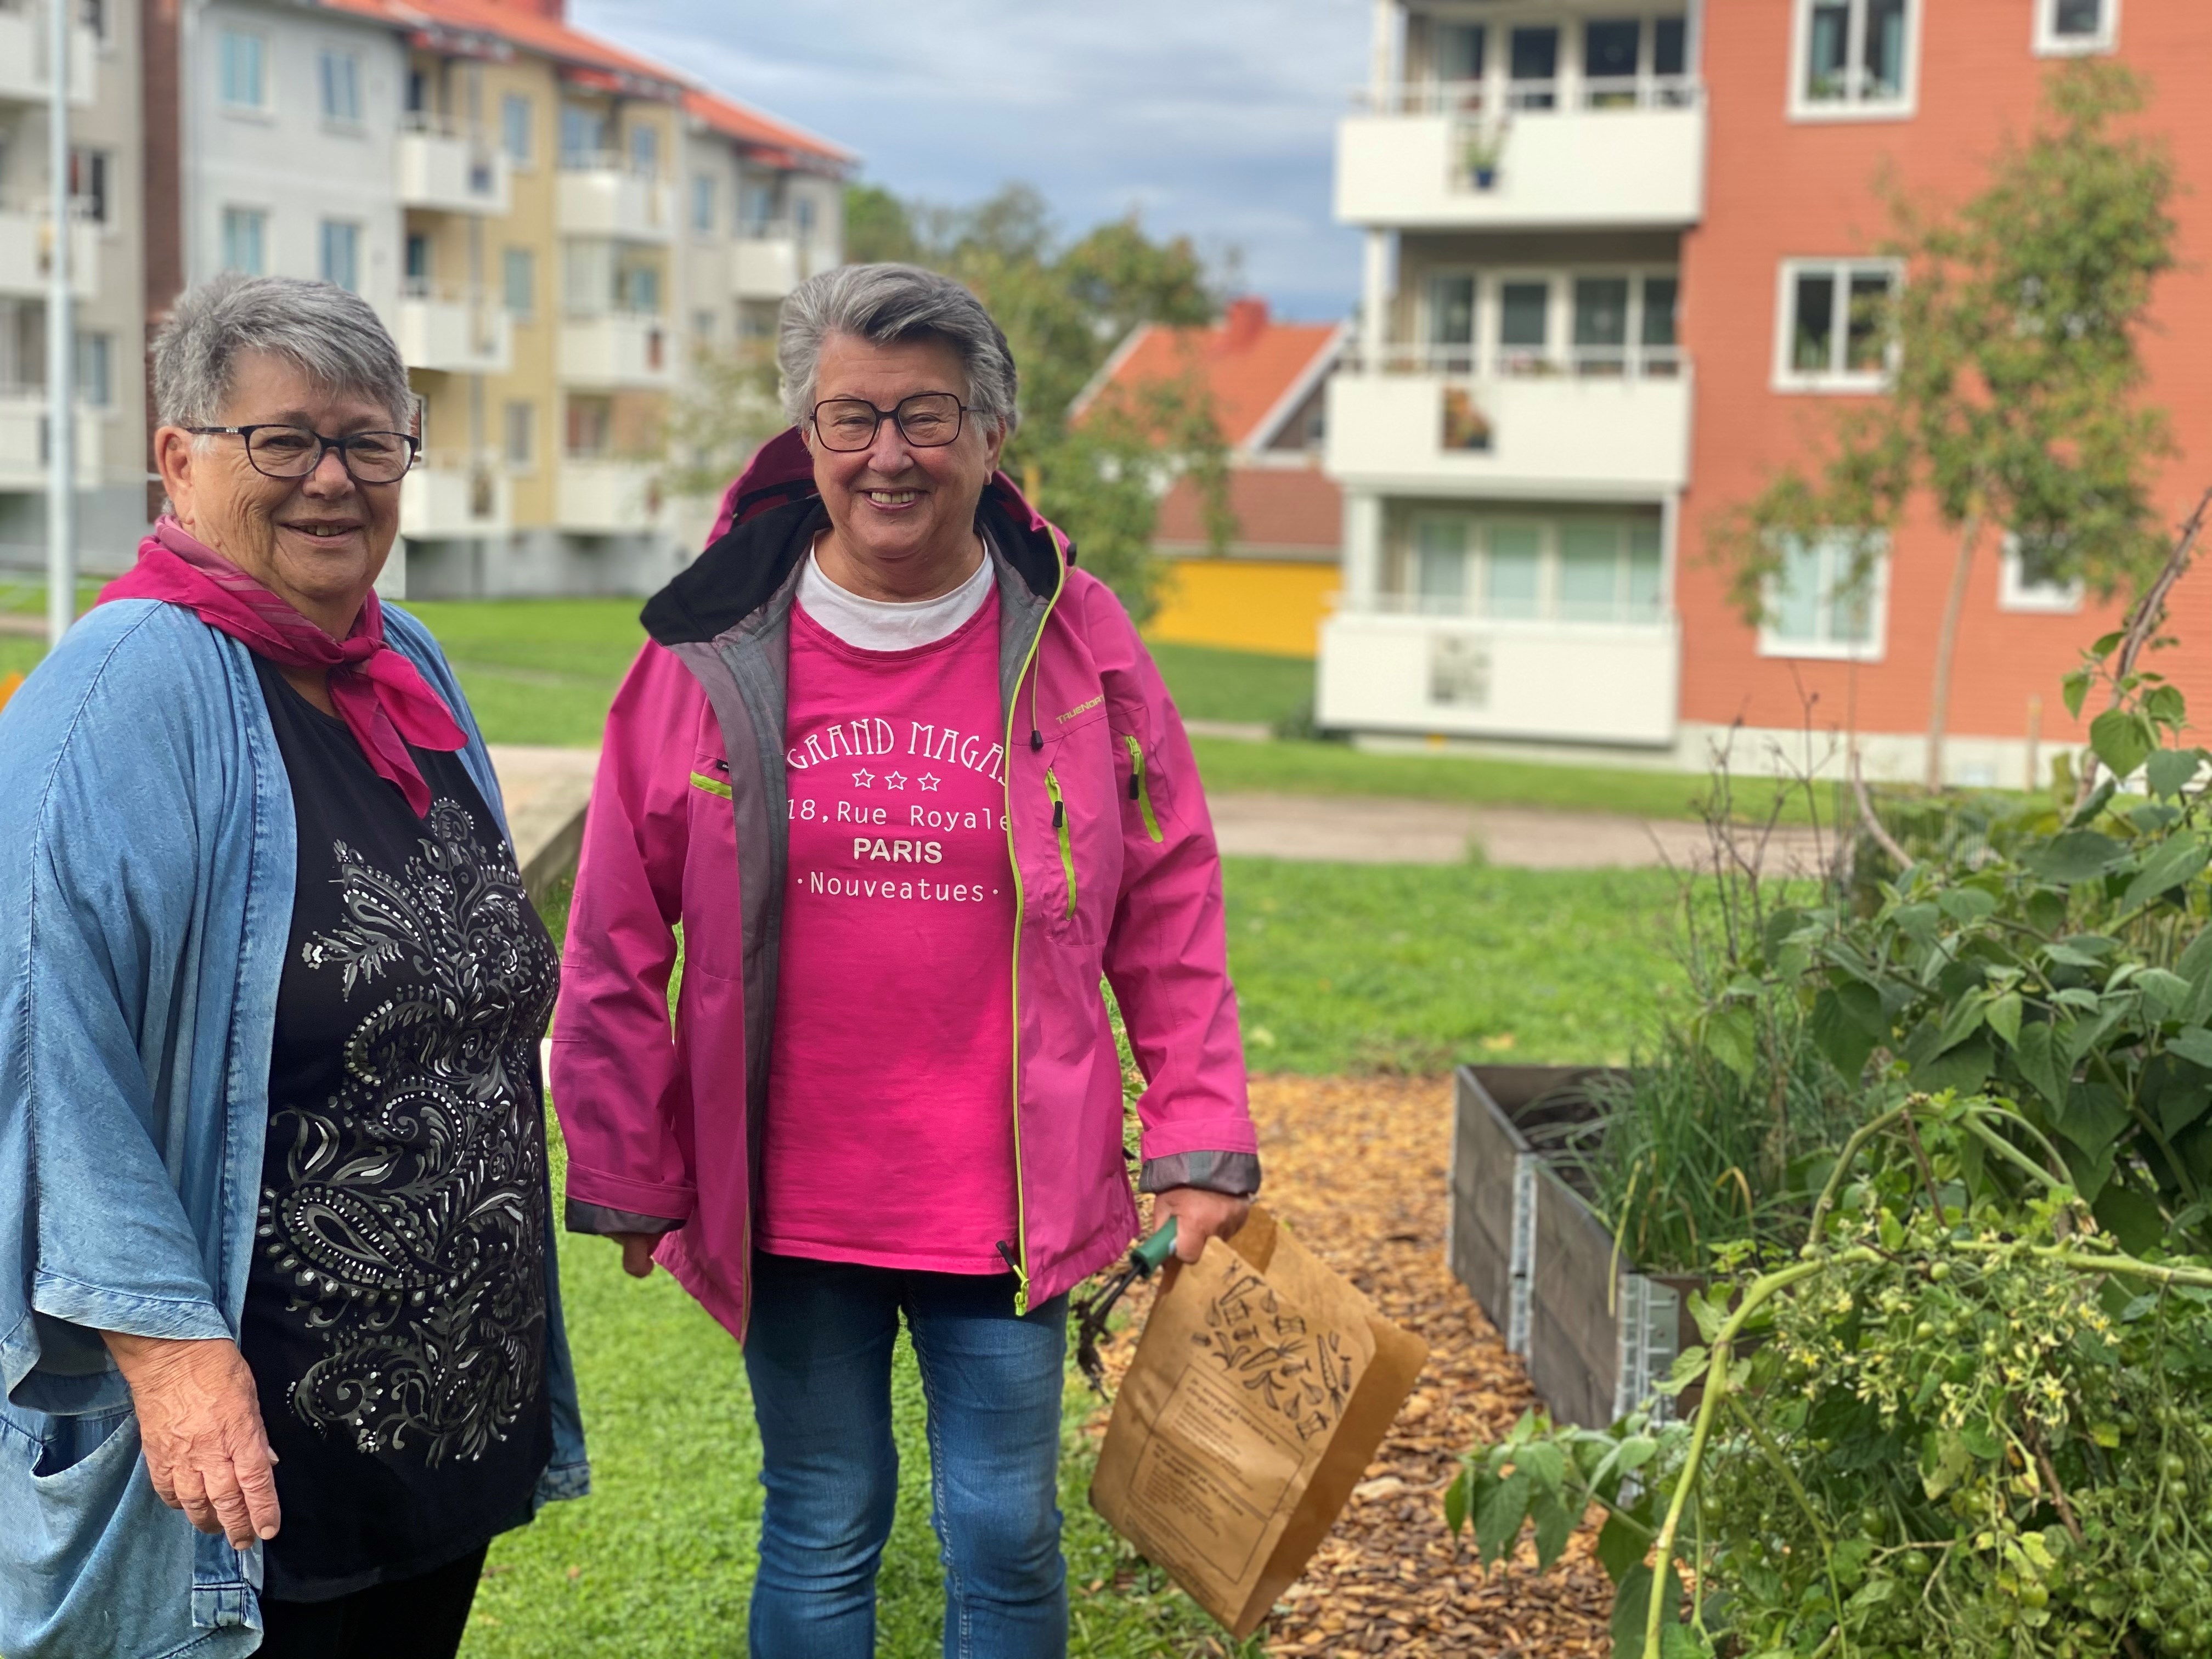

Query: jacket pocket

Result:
[1121,734,1164,844]
[1043,768,1077,921]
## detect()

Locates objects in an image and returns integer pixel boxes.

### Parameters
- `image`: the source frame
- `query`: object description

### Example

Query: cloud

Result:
[569,0,1367,319]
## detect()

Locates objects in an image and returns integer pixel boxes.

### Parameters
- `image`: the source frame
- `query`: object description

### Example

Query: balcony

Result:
[400,458,510,540]
[1317,603,1679,746]
[730,227,837,300]
[1325,354,1691,498]
[1335,83,1703,229]
[557,459,661,534]
[396,283,514,374]
[0,207,99,300]
[0,12,95,105]
[397,121,512,216]
[558,312,673,390]
[0,394,103,490]
[556,159,676,242]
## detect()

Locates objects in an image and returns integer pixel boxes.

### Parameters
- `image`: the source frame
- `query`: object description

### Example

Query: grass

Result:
[1146,641,1313,729]
[399,599,649,751]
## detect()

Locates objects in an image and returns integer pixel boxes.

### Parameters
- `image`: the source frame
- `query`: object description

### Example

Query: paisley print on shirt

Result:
[256,795,558,1466]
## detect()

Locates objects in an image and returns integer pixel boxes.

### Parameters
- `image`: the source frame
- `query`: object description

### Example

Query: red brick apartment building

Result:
[1320,0,2212,786]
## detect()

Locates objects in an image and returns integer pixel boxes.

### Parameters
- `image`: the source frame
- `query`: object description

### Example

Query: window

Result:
[2000,532,2084,613]
[1777,260,1898,389]
[566,394,612,458]
[740,181,778,233]
[1496,279,1550,371]
[561,104,606,166]
[692,308,716,340]
[1427,273,1476,369]
[1572,276,1631,375]
[794,195,819,239]
[218,29,267,110]
[1641,274,1681,373]
[1795,0,1915,116]
[1402,513,1664,625]
[504,400,535,470]
[503,247,535,318]
[628,124,658,177]
[68,149,108,224]
[1435,21,1484,84]
[79,0,107,42]
[691,175,715,234]
[619,263,661,315]
[502,93,533,165]
[1507,26,1559,109]
[320,220,360,291]
[1584,19,1641,105]
[75,331,111,407]
[405,232,432,286]
[318,48,361,124]
[221,207,266,275]
[1762,533,1884,657]
[2036,0,2115,54]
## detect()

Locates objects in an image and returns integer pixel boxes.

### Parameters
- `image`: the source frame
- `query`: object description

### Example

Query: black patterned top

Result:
[241,655,558,1601]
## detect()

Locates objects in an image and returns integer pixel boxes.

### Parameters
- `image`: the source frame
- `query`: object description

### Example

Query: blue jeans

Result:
[743,1252,1070,1659]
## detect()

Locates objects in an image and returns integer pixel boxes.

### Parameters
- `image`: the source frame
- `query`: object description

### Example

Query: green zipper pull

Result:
[1044,769,1077,918]
[1123,735,1163,843]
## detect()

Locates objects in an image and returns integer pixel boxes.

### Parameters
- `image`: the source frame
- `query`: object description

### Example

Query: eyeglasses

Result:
[187,424,420,484]
[809,393,978,453]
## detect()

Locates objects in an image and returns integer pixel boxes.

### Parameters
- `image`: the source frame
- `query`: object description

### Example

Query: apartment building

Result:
[1321,0,2212,786]
[140,0,850,597]
[1,0,147,572]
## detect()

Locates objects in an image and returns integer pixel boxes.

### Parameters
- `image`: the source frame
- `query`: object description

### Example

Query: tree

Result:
[1716,61,2176,791]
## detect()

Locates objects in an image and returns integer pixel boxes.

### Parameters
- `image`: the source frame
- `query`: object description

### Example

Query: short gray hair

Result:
[778,263,1020,434]
[153,273,413,429]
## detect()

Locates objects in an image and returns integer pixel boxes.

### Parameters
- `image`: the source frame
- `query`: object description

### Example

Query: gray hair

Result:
[153,273,413,430]
[778,263,1020,434]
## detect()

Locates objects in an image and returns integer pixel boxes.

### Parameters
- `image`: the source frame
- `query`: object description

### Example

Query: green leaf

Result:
[1595,1512,1646,1584]
[2015,1020,2069,1108]
[1701,1005,1757,1085]
[1530,1488,1573,1571]
[1658,1627,1707,1659]
[2056,1083,2129,1159]
[2093,1184,2167,1256]
[1810,982,1886,1079]
[1937,887,1999,923]
[1472,1469,1531,1568]
[1686,1289,1726,1344]
[2138,968,2193,1022]
[2027,830,2126,884]
[2090,629,2126,658]
[1610,1563,1682,1659]
[2091,707,2157,781]
[2062,667,2093,720]
[2124,838,2211,910]
[1513,1439,1566,1498]
[1922,1427,1972,1499]
[2169,1028,2212,1071]
[2147,747,2206,800]
[1911,1035,1993,1097]
[2146,683,2188,727]
[1444,1468,1470,1536]
[2066,777,2118,829]
[1987,990,2024,1047]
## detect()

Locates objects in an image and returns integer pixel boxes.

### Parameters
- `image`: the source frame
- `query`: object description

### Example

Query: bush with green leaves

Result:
[1454,1093,2212,1659]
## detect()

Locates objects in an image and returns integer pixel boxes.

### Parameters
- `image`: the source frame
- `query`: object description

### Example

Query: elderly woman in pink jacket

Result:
[550,263,1259,1657]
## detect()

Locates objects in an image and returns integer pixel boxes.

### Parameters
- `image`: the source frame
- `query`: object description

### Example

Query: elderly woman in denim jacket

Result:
[0,274,586,1659]
[552,263,1260,1658]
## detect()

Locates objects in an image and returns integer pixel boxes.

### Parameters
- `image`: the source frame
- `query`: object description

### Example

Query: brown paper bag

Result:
[1088,1206,1429,1637]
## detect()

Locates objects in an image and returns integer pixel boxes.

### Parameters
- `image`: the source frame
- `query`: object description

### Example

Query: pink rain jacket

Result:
[549,431,1256,1336]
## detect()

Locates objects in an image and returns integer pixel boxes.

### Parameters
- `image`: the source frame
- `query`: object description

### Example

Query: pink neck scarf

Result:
[101,517,466,815]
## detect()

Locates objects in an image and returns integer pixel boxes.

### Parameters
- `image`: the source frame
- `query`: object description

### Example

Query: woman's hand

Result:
[611,1231,660,1278]
[1152,1187,1251,1264]
[101,1333,279,1549]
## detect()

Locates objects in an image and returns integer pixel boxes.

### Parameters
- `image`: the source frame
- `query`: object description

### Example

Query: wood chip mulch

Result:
[1089,1075,1614,1658]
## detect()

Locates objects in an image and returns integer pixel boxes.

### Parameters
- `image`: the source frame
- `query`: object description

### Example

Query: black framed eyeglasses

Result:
[809,393,979,453]
[187,424,420,484]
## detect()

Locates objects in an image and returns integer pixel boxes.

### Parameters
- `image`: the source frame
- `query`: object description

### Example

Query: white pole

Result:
[46,0,76,653]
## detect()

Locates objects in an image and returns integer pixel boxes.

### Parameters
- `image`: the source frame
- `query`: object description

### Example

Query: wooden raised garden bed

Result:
[1448,1065,1703,1429]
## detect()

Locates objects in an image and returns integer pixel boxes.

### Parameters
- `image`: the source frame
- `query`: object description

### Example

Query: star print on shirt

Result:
[852,769,876,787]
[919,773,943,792]
[884,771,909,791]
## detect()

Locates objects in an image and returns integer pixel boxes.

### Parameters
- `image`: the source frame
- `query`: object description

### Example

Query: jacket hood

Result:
[640,426,1074,648]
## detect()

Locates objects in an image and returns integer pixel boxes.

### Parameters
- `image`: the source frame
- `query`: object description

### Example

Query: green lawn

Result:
[1144,641,1313,729]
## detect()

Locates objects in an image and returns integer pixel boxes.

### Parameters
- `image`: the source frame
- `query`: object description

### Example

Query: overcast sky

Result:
[569,0,1370,321]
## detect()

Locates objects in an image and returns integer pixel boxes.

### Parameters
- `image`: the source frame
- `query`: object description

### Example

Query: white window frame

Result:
[1999,533,2084,614]
[317,45,363,129]
[1397,510,1670,628]
[319,218,361,292]
[1787,0,1920,123]
[1772,257,1902,392]
[220,205,268,276]
[690,174,715,237]
[1758,533,1889,661]
[501,93,534,167]
[217,27,272,116]
[1412,264,1685,379]
[2034,0,2117,55]
[504,399,536,472]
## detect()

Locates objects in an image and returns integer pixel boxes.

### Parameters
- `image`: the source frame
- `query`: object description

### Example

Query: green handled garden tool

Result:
[1071,1218,1178,1396]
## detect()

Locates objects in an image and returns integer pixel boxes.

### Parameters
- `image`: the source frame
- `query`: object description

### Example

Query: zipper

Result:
[1123,734,1163,843]
[1045,769,1077,919]
[689,770,733,799]
[1000,540,1067,1317]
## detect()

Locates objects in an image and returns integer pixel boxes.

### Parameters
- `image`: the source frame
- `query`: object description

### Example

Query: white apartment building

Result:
[0,0,148,574]
[1317,0,1703,750]
[679,87,846,351]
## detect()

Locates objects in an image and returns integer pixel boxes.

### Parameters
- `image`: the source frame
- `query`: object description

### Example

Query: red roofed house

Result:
[1079,298,1345,658]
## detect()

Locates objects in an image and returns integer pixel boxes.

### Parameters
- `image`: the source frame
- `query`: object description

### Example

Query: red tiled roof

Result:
[1088,298,1341,452]
[685,88,855,169]
[1154,465,1342,552]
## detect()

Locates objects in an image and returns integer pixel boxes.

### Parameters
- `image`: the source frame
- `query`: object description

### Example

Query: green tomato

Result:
[2022,1582,2051,1610]
[2162,1452,2190,1481]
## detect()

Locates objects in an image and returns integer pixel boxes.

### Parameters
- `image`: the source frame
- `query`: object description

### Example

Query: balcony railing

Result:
[1346,341,1685,381]
[0,202,100,298]
[1358,75,1702,115]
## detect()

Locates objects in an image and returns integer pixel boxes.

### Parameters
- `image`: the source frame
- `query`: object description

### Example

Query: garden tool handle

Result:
[1135,1217,1178,1274]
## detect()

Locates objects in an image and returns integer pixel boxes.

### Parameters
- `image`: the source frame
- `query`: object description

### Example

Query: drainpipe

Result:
[46,0,75,652]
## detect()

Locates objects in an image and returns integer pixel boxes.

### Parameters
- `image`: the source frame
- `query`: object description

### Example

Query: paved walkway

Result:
[485,747,1830,879]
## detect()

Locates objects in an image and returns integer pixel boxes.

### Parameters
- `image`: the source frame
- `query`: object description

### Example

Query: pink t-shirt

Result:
[759,589,1019,1272]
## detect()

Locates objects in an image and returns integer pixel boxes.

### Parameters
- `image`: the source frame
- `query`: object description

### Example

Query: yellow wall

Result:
[1147,558,1338,659]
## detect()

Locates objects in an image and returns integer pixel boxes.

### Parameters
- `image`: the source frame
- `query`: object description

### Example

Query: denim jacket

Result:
[0,599,589,1659]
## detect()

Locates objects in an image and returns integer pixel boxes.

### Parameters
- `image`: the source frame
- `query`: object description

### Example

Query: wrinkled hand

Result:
[610,1231,659,1278]
[1153,1187,1251,1264]
[101,1334,279,1549]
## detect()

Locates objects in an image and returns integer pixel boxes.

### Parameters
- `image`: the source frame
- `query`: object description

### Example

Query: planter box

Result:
[1449,1065,1702,1427]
